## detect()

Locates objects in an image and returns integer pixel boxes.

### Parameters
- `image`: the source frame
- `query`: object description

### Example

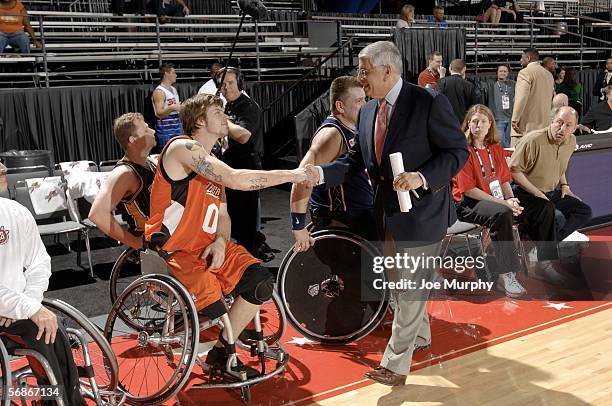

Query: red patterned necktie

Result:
[374,99,388,164]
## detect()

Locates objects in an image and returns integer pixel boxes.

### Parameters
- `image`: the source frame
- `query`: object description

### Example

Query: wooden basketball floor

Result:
[311,306,612,405]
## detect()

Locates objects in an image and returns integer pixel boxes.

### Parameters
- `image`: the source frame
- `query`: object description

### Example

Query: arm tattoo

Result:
[192,155,222,183]
[249,176,267,190]
[185,141,203,152]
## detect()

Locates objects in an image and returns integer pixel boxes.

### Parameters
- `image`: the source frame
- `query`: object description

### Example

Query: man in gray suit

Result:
[511,48,555,145]
[307,41,469,386]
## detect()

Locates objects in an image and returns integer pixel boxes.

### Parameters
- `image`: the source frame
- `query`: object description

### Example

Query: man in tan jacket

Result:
[511,48,554,146]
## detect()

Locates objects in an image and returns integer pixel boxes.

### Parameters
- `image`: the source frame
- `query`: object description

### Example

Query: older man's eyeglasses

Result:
[357,65,385,78]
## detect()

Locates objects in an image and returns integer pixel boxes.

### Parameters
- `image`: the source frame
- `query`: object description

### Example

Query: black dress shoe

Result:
[364,366,406,386]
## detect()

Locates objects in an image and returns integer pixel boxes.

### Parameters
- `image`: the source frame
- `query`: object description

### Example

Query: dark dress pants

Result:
[0,320,86,406]
[544,189,592,241]
[456,198,521,276]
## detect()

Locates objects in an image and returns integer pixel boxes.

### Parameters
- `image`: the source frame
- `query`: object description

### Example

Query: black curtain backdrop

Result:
[392,27,466,83]
[294,88,330,161]
[0,79,330,164]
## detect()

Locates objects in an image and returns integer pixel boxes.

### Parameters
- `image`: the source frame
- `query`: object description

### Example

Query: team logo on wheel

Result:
[0,226,9,245]
[307,284,320,297]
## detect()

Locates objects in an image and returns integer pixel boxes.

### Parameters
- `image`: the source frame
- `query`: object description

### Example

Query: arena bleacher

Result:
[1,0,612,404]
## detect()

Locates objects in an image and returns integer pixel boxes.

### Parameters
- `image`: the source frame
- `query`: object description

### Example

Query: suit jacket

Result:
[593,70,612,100]
[321,80,469,244]
[437,75,482,123]
[511,62,555,137]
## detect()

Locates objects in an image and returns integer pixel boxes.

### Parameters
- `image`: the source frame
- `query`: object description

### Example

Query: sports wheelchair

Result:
[103,246,289,404]
[0,298,125,406]
[109,247,286,346]
[278,227,390,345]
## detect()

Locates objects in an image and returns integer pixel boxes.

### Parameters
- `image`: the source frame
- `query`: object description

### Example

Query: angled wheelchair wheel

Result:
[0,340,11,406]
[278,229,389,345]
[109,247,143,305]
[104,274,199,405]
[42,298,119,394]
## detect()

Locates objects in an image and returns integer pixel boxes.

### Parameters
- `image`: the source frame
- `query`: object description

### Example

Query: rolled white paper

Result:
[389,152,412,213]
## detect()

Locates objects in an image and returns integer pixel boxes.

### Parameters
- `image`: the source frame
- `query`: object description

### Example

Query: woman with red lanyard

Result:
[452,105,557,298]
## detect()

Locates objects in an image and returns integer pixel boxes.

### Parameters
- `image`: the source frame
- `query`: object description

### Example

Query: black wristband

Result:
[291,212,307,230]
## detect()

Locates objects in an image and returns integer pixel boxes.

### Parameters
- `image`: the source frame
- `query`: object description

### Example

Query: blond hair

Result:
[180,94,224,135]
[400,4,415,22]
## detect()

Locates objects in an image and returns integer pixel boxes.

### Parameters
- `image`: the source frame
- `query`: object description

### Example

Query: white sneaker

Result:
[533,261,566,285]
[497,272,527,298]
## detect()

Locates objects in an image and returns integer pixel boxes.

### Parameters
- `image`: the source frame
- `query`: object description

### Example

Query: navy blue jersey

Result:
[310,115,374,212]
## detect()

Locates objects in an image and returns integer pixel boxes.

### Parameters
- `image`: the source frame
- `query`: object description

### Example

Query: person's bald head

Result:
[552,93,568,109]
[549,106,578,144]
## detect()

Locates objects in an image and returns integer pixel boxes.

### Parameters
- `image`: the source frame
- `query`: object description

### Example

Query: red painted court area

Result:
[9,228,612,405]
[171,228,612,405]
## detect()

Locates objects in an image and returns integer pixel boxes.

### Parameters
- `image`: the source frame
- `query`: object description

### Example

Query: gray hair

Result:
[358,41,403,74]
[551,93,569,109]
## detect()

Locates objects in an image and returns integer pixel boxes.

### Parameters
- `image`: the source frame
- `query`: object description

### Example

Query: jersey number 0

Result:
[202,203,219,234]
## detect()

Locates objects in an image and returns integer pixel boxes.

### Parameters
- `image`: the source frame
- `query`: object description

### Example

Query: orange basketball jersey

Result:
[145,136,224,254]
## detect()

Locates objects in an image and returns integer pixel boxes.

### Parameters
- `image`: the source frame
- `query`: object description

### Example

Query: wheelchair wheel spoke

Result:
[104,276,198,404]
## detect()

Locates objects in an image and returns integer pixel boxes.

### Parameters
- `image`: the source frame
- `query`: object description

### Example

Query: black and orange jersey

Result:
[116,156,156,234]
[145,136,224,254]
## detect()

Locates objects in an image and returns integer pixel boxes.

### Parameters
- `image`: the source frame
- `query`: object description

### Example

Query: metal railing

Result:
[68,0,108,14]
[2,8,610,87]
[1,12,331,87]
[265,38,354,158]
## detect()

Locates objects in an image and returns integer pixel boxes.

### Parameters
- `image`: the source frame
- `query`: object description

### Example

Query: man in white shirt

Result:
[0,159,86,405]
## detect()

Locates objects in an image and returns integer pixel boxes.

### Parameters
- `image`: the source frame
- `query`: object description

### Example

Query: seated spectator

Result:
[556,68,583,117]
[552,93,569,109]
[578,85,612,133]
[453,105,556,297]
[153,0,189,18]
[532,1,547,17]
[396,4,415,28]
[437,58,482,123]
[427,5,448,27]
[418,51,445,90]
[510,106,592,253]
[0,0,40,54]
[0,160,86,406]
[481,0,521,25]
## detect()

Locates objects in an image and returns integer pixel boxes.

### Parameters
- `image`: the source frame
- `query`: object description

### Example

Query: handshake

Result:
[290,164,320,187]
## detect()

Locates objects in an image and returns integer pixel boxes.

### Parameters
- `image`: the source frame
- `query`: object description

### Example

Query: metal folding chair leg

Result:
[513,225,529,277]
[83,229,94,277]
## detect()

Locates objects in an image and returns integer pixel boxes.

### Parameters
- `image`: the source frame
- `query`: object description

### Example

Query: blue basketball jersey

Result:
[310,115,374,212]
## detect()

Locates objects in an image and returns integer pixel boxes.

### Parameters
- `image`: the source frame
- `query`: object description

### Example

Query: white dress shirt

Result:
[0,197,51,320]
[317,78,428,191]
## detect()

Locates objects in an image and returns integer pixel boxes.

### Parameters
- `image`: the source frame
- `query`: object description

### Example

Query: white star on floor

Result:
[543,302,574,311]
[285,336,315,345]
